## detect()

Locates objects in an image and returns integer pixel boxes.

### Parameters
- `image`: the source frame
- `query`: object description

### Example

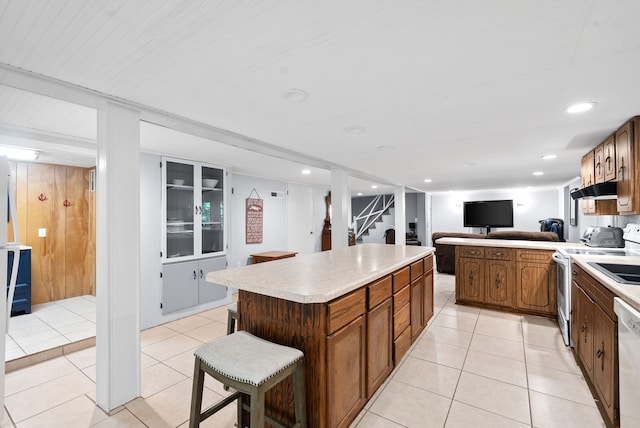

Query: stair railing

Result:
[354,194,394,240]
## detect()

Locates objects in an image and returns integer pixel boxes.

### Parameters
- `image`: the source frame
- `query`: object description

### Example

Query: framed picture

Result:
[570,189,578,226]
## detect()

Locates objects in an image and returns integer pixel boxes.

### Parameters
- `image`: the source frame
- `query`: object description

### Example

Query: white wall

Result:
[431,189,561,235]
[228,174,287,267]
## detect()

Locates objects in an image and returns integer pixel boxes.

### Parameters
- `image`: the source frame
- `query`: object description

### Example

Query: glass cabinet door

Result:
[165,161,195,258]
[201,165,224,255]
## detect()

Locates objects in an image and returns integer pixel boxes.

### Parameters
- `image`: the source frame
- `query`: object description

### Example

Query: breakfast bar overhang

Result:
[206,243,435,428]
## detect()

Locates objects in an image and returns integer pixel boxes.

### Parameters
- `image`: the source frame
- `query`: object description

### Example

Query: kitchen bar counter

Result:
[207,243,433,303]
[206,243,435,427]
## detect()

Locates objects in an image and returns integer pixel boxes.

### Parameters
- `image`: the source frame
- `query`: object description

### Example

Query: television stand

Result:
[484,226,491,235]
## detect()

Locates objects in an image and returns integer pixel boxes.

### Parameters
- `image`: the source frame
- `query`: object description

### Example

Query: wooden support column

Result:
[96,101,141,412]
[330,169,350,250]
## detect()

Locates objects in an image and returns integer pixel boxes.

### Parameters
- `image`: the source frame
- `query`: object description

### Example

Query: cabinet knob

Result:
[63,199,72,207]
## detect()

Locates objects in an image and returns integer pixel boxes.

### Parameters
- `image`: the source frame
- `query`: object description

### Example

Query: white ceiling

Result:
[1,0,640,194]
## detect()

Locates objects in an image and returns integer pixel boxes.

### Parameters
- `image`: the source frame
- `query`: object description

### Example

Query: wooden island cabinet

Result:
[455,245,556,317]
[207,244,434,428]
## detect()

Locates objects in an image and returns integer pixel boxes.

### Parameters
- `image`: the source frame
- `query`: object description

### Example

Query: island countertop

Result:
[206,243,434,303]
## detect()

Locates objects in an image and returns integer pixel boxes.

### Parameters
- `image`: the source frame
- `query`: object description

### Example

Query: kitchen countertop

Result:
[435,237,580,251]
[435,236,640,313]
[571,254,640,313]
[206,243,434,303]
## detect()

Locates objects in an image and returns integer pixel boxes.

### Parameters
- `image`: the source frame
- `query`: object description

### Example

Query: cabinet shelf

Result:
[167,184,194,190]
[163,157,226,263]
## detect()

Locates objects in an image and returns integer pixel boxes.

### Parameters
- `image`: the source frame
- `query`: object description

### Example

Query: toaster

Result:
[581,226,625,248]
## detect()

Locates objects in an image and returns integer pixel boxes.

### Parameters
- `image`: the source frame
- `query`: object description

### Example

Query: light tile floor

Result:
[7,295,96,361]
[2,273,606,427]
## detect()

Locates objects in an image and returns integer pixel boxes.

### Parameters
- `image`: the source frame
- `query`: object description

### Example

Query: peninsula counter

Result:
[206,243,435,428]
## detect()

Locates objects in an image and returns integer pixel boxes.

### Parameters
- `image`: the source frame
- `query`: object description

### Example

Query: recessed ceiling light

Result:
[302,169,311,175]
[461,163,476,167]
[567,102,596,113]
[371,185,378,189]
[357,192,363,196]
[281,88,309,102]
[343,125,366,134]
[424,179,432,183]
[532,171,544,176]
[541,154,557,160]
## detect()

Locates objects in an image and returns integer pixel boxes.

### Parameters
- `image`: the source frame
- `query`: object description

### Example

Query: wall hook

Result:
[38,194,47,202]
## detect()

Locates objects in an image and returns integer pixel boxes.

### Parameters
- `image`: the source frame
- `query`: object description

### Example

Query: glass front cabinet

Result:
[162,158,227,261]
[161,157,228,314]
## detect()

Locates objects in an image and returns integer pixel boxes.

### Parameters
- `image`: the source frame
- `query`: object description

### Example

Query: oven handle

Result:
[552,252,568,265]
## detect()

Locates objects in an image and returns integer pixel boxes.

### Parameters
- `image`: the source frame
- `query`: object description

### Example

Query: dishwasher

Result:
[614,297,640,427]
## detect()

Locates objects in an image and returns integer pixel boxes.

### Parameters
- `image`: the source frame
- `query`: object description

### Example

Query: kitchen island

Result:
[206,243,434,428]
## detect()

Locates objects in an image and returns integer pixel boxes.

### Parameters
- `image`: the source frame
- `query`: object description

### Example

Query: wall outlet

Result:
[38,228,46,237]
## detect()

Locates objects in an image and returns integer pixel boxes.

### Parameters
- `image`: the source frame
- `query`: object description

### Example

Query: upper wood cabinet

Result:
[581,150,595,188]
[594,144,605,183]
[603,135,616,182]
[615,119,637,214]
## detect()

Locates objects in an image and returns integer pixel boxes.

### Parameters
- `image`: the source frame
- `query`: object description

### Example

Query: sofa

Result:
[432,231,559,274]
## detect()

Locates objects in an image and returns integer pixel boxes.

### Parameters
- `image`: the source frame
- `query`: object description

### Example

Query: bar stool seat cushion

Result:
[195,331,303,387]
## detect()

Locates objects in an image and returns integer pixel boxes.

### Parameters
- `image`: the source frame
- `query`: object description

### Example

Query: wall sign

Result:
[246,188,263,244]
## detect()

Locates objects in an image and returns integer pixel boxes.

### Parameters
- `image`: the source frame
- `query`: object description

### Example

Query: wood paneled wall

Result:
[11,161,96,305]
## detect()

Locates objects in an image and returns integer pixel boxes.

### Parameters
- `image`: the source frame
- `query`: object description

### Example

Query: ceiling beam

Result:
[0,62,402,188]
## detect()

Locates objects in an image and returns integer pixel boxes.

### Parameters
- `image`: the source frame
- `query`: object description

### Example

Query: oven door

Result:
[552,252,571,346]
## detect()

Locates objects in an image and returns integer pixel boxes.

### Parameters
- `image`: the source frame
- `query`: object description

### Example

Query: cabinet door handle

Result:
[200,269,203,279]
[495,274,500,288]
[193,270,197,280]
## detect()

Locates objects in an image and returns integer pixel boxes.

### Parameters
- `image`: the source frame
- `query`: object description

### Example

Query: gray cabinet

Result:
[162,256,227,314]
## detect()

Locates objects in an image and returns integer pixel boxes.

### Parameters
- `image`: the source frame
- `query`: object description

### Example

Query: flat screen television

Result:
[463,199,514,230]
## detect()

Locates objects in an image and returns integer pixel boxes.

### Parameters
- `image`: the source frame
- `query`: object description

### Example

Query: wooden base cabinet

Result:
[328,314,366,428]
[571,263,618,427]
[515,250,556,316]
[456,246,485,303]
[456,247,556,317]
[366,276,393,397]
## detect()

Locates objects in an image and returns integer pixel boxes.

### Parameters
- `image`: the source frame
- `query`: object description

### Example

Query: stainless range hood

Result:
[570,182,617,200]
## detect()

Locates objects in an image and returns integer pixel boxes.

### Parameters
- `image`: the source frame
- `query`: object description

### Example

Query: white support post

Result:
[96,101,141,412]
[394,186,406,245]
[331,169,350,250]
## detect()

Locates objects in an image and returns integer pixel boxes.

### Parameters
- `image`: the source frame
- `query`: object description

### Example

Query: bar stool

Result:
[227,302,237,335]
[189,331,307,428]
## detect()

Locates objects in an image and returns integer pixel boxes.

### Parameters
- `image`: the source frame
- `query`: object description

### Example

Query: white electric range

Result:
[552,224,640,347]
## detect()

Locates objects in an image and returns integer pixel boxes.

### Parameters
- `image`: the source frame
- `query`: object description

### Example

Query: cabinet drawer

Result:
[393,266,410,293]
[394,303,410,339]
[410,260,424,281]
[328,288,366,334]
[460,246,484,258]
[517,250,552,263]
[393,326,412,364]
[423,255,434,273]
[368,275,392,309]
[572,263,616,319]
[485,248,513,261]
[394,285,410,312]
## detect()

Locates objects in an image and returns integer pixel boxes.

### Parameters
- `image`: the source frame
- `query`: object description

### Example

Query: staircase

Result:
[353,195,395,243]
